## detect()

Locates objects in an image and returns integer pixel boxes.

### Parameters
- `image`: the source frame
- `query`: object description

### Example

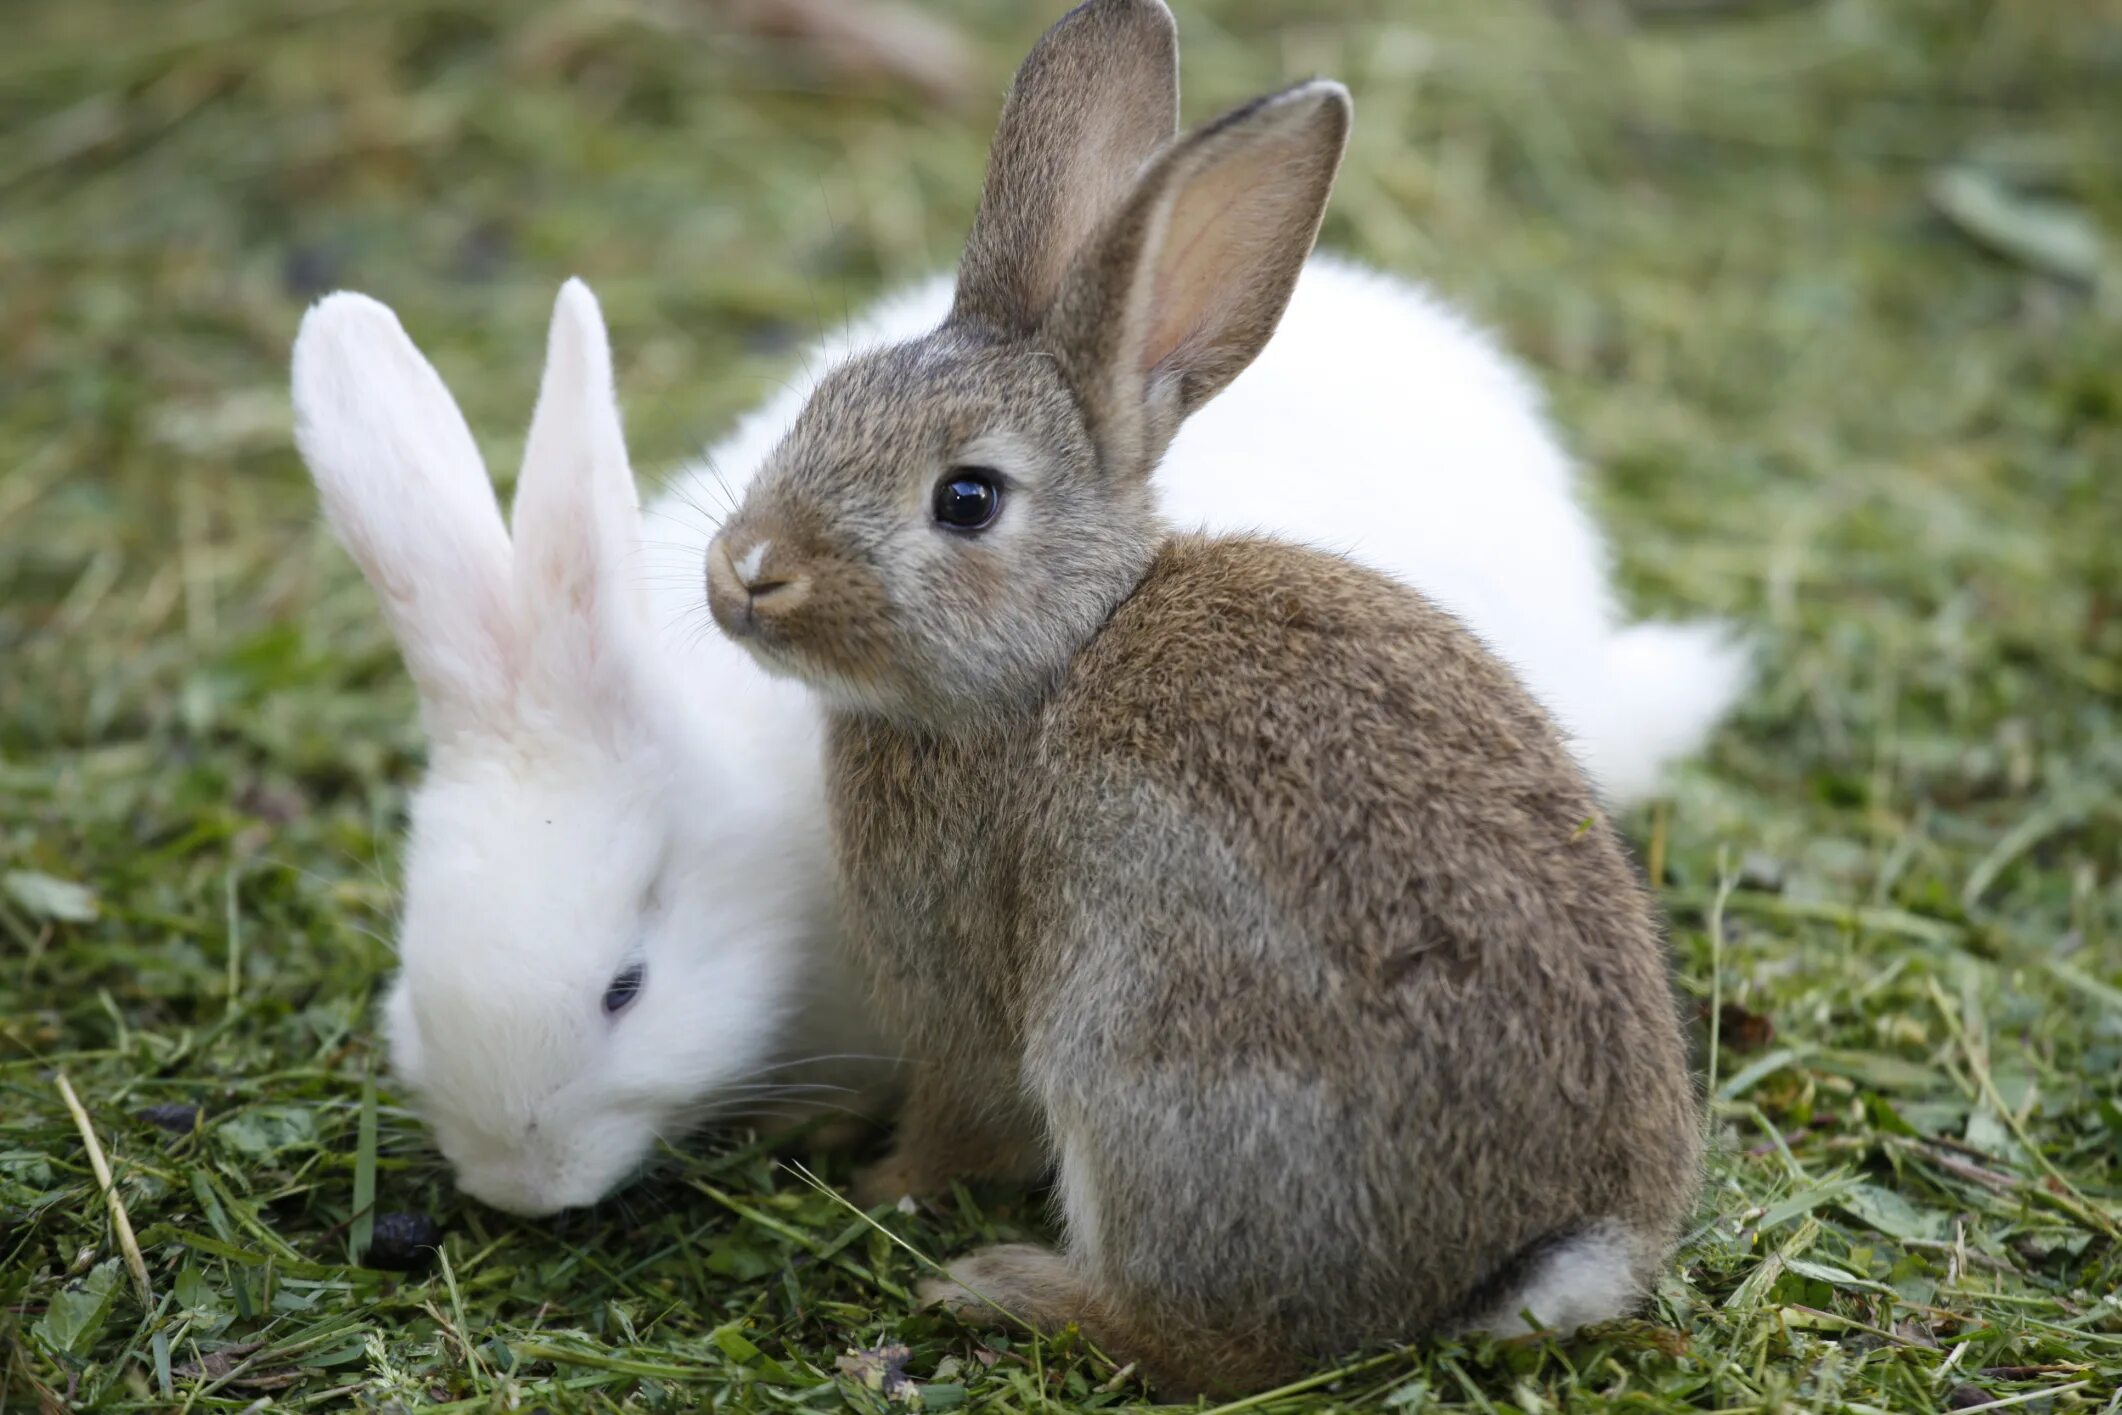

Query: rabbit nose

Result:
[731,539,782,593]
[707,534,811,637]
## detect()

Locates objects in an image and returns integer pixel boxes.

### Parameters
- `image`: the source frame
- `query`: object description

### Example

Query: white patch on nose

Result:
[734,540,770,587]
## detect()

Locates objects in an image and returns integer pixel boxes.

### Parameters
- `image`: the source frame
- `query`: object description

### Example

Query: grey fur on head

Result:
[706,0,1701,1395]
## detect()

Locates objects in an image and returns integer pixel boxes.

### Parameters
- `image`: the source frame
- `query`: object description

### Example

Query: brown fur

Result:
[704,0,1702,1396]
[823,539,1701,1395]
[953,0,1177,336]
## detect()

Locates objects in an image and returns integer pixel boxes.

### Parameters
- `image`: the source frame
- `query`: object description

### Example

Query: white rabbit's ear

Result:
[292,293,517,741]
[508,279,650,722]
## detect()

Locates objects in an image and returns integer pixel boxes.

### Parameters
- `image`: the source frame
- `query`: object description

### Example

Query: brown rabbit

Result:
[702,0,1701,1395]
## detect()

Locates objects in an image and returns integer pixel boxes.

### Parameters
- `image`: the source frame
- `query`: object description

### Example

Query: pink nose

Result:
[707,536,810,639]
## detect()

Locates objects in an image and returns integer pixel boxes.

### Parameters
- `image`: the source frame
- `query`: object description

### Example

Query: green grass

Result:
[4,0,2120,1409]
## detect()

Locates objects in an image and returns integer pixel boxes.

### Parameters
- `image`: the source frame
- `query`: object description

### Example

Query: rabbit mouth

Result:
[704,533,911,716]
[707,539,809,634]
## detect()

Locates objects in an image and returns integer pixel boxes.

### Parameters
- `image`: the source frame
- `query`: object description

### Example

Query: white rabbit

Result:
[295,282,885,1216]
[295,258,1741,1227]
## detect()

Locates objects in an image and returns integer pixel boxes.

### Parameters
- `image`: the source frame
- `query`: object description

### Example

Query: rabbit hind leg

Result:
[922,1244,1289,1399]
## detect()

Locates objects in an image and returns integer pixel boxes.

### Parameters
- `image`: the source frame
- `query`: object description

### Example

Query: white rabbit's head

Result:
[292,283,817,1215]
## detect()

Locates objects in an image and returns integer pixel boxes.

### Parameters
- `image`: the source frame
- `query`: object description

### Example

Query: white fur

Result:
[1454,1220,1646,1337]
[733,540,769,586]
[298,256,1744,1215]
[1056,1133,1105,1278]
[294,282,887,1217]
[291,293,514,740]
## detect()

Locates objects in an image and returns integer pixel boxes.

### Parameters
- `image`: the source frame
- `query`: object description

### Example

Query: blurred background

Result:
[2,0,2119,1408]
[3,1,2116,778]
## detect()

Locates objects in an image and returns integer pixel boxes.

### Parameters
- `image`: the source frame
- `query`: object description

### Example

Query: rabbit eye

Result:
[602,963,645,1016]
[933,469,1002,531]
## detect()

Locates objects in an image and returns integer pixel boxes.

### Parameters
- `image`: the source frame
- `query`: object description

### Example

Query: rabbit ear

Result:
[507,279,651,723]
[1044,80,1350,472]
[952,0,1177,335]
[292,293,517,741]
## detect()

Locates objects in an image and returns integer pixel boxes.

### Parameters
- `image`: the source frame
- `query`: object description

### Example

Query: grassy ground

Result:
[4,0,2121,1409]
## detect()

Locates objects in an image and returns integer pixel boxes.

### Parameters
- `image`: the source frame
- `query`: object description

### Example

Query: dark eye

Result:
[932,469,1002,531]
[602,963,645,1016]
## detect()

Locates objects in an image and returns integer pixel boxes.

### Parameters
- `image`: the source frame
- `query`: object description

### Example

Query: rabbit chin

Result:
[442,1103,659,1219]
[726,633,902,722]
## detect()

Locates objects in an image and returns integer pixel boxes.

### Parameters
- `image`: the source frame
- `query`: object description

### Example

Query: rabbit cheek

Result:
[763,556,900,700]
[937,540,1010,611]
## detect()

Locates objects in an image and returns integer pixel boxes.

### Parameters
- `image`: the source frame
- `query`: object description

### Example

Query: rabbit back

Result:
[1156,253,1746,804]
[1012,534,1701,1364]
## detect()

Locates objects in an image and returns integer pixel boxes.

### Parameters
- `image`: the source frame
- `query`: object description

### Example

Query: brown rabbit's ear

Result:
[951,0,1178,335]
[1044,80,1351,472]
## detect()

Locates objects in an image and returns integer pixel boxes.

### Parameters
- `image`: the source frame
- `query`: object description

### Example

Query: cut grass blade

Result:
[349,1068,377,1266]
[54,1070,153,1308]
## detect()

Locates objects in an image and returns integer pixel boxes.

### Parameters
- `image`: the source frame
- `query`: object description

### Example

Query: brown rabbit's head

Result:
[708,0,1350,727]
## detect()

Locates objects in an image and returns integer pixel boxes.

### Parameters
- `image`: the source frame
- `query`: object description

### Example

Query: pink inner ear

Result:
[1140,129,1323,382]
[498,281,658,733]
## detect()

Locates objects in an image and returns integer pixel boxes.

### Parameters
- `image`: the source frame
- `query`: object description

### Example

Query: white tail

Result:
[1579,622,1750,806]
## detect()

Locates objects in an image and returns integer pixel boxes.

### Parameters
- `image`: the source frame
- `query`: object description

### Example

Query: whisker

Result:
[731,1051,911,1076]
